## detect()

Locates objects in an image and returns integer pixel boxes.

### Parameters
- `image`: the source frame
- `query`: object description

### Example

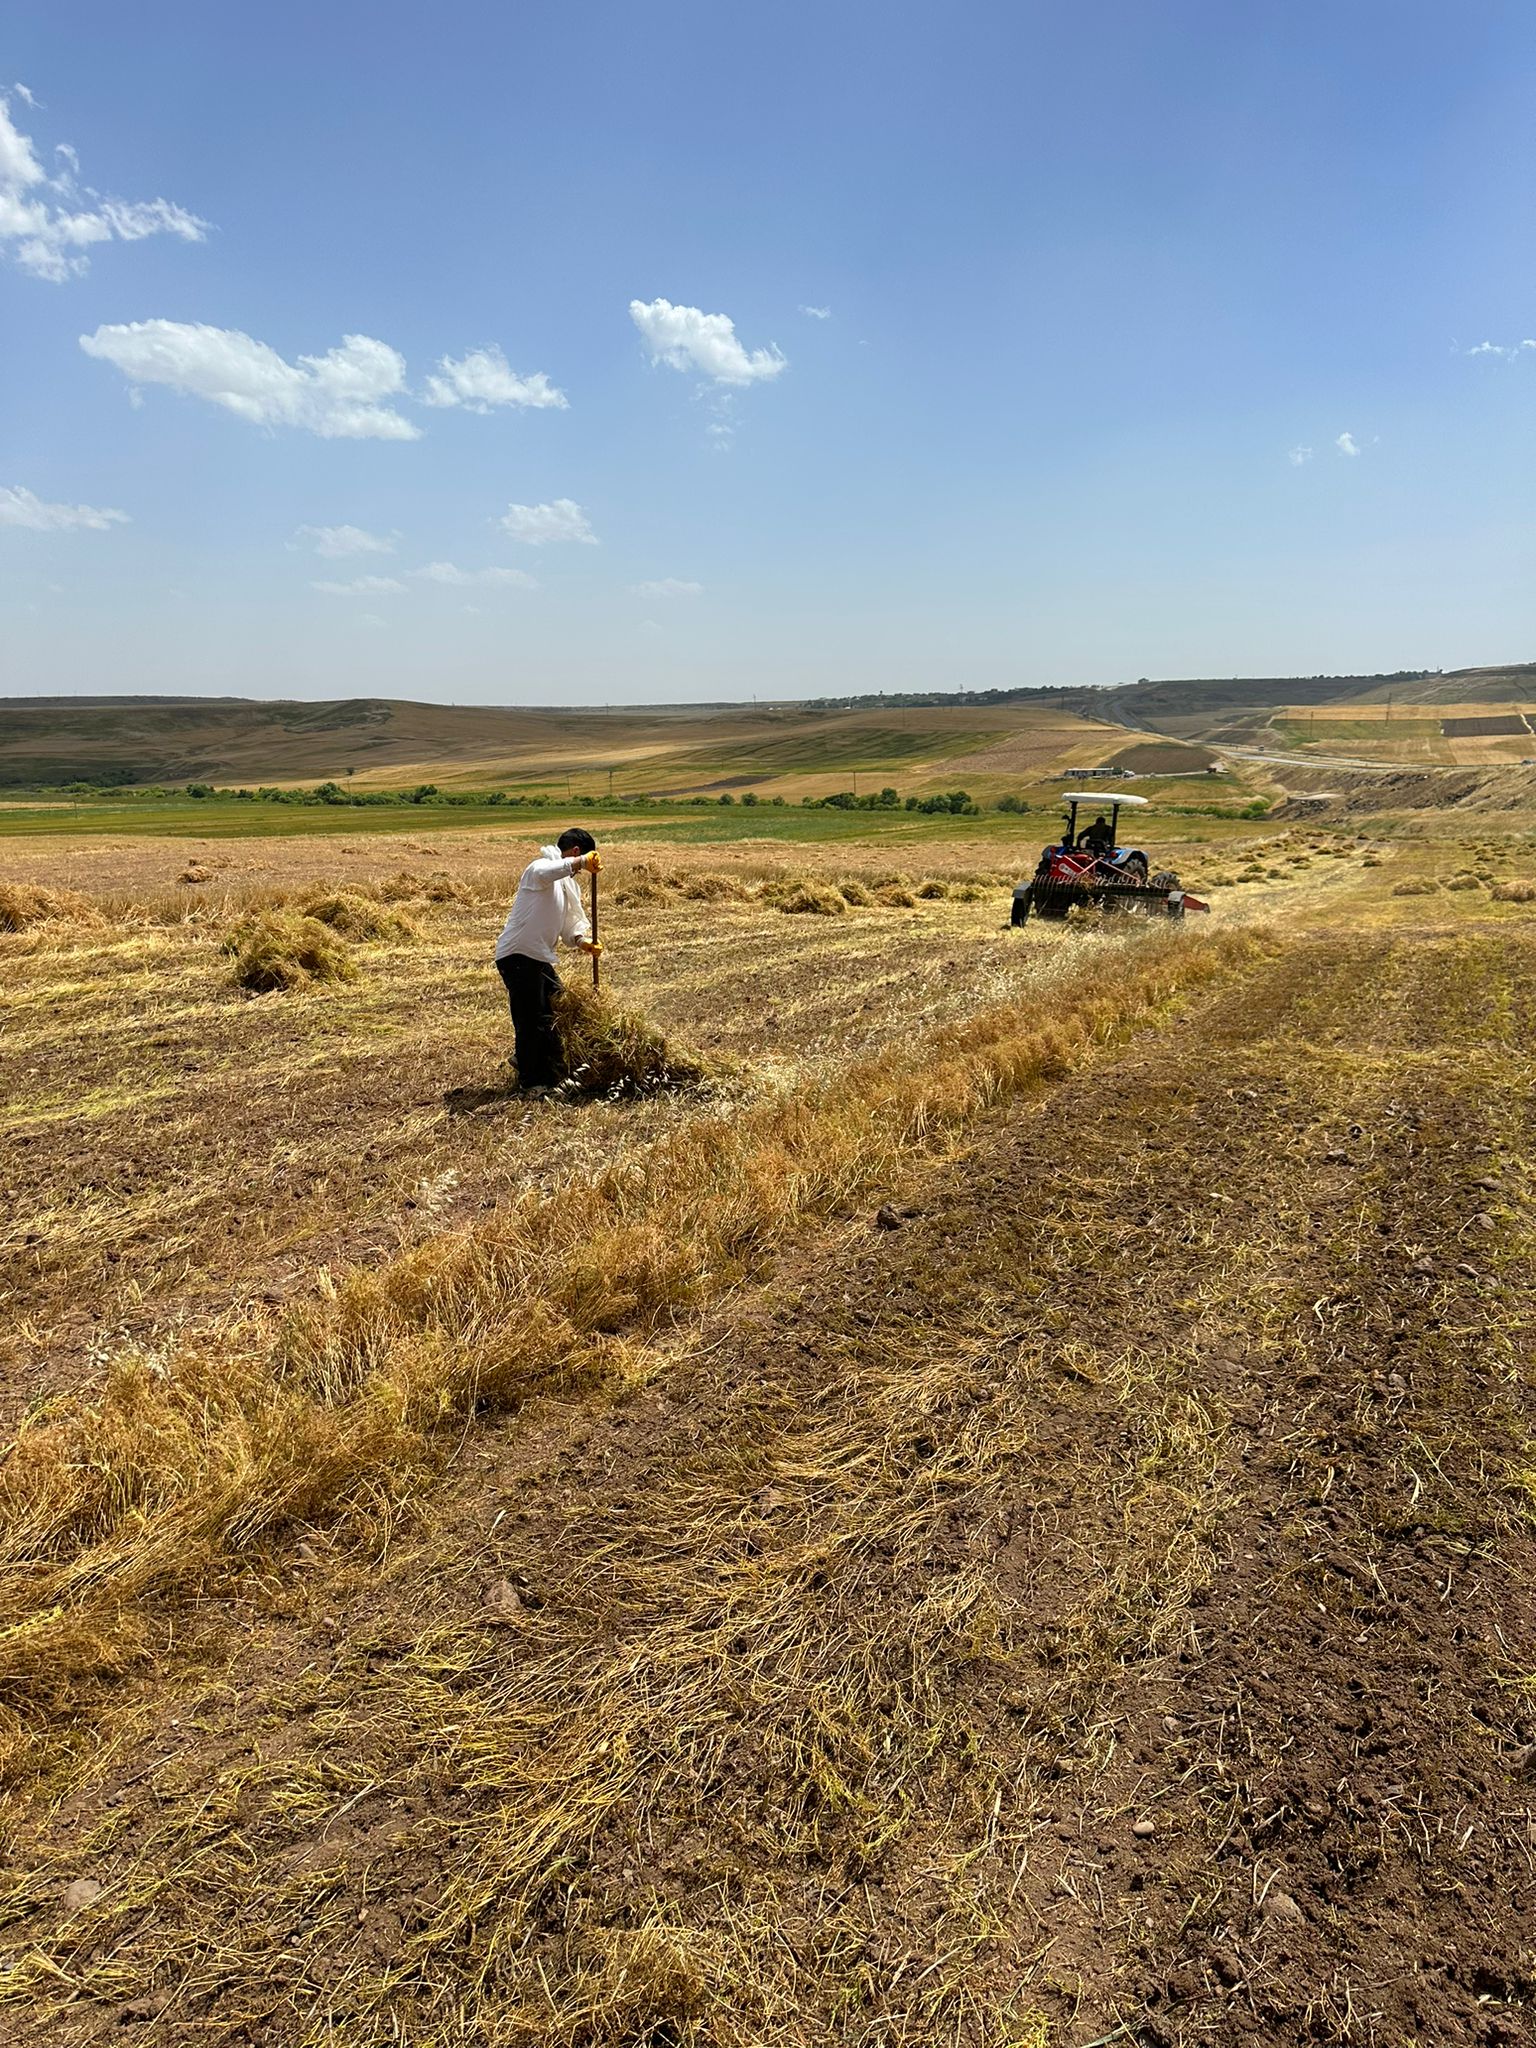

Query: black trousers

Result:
[497,953,562,1087]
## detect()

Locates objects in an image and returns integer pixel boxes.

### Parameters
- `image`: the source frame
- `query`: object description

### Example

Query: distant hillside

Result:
[1095,665,1535,742]
[0,696,754,792]
[1374,662,1536,704]
[0,692,1128,800]
[1096,672,1429,734]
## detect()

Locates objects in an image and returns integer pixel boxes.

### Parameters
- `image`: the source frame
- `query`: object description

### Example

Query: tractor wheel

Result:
[1150,869,1180,891]
[1123,853,1149,882]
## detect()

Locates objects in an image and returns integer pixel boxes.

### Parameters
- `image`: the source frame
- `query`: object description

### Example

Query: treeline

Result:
[26,778,1269,821]
[42,779,1008,813]
[805,786,987,815]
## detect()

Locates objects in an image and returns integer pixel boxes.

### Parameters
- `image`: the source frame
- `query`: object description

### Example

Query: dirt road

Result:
[4,924,1534,2045]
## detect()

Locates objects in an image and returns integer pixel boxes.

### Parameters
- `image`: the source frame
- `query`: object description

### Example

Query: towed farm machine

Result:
[1011,793,1210,925]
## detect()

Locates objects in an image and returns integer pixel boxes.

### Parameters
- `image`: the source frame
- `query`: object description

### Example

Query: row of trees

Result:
[50,778,1259,820]
[172,781,996,811]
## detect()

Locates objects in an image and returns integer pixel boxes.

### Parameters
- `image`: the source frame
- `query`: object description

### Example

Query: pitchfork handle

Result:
[589,867,600,989]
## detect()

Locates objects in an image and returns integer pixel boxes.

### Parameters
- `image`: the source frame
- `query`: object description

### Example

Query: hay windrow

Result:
[0,883,105,932]
[377,869,476,905]
[767,878,847,916]
[299,889,420,942]
[551,981,708,1097]
[222,911,359,993]
[606,868,976,915]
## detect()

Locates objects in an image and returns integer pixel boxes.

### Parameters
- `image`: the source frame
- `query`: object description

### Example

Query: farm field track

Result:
[2,822,1536,2043]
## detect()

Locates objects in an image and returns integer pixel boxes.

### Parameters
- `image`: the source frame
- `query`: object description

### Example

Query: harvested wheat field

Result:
[3,815,1536,2046]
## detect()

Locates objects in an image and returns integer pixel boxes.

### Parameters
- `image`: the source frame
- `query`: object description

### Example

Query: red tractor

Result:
[1011,792,1209,924]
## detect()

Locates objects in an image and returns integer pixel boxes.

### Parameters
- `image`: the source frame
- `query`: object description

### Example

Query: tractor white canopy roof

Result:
[1062,791,1150,806]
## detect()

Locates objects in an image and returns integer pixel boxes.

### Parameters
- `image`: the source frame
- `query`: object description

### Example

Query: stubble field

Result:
[2,810,1535,2046]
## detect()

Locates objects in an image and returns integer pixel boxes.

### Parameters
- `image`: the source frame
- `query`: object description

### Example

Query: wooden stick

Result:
[589,865,600,989]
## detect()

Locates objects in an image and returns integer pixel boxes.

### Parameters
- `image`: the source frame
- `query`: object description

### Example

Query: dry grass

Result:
[11,925,1530,2047]
[0,883,104,932]
[551,981,708,1097]
[222,911,359,993]
[6,818,1536,2042]
[377,869,477,904]
[299,889,420,942]
[770,879,847,916]
[0,924,1256,1769]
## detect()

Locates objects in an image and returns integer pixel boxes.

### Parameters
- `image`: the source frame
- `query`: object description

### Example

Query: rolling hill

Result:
[0,693,1130,799]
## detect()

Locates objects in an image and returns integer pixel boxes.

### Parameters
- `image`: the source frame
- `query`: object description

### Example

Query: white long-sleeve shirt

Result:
[494,845,592,966]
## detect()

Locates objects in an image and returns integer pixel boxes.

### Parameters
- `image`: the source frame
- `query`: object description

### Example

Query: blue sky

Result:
[2,0,1534,704]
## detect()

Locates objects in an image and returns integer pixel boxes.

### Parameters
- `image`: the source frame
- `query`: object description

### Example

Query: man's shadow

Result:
[442,1082,525,1119]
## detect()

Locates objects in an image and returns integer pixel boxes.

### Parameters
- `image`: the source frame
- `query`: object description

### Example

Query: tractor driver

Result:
[1079,813,1114,855]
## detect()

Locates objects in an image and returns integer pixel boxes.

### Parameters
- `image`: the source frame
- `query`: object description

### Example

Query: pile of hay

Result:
[613,879,672,907]
[300,890,418,942]
[223,911,359,994]
[760,877,846,916]
[1392,878,1439,897]
[550,982,706,1097]
[377,870,474,905]
[1493,879,1536,903]
[676,872,752,903]
[0,883,105,931]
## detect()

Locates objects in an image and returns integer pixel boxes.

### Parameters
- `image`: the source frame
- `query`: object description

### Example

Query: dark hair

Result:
[556,827,597,855]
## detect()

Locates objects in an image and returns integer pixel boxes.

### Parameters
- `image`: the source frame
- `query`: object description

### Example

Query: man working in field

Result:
[495,829,602,1092]
[1079,812,1114,855]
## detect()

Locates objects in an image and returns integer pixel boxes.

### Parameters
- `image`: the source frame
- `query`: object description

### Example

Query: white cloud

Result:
[1464,338,1536,361]
[799,304,832,320]
[311,574,406,597]
[629,297,786,386]
[1335,431,1360,457]
[0,91,207,281]
[81,321,420,439]
[295,523,396,558]
[632,578,702,598]
[422,344,567,412]
[0,483,128,531]
[496,498,597,545]
[415,561,537,589]
[1287,445,1313,466]
[12,82,37,109]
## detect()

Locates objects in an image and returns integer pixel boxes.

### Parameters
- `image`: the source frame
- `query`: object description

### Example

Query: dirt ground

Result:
[2,820,1535,2044]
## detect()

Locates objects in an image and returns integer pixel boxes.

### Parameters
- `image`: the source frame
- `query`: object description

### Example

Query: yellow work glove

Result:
[579,850,602,874]
[578,939,603,954]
